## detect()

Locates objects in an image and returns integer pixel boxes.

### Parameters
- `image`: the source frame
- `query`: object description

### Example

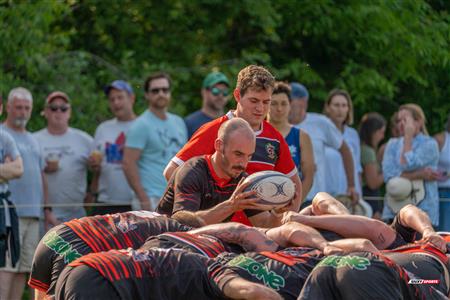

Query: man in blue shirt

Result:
[123,73,187,211]
[184,71,230,138]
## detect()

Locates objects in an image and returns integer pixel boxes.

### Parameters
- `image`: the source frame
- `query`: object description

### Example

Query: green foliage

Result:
[1,0,449,137]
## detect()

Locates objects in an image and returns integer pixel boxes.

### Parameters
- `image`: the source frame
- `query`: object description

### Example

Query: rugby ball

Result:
[243,171,295,208]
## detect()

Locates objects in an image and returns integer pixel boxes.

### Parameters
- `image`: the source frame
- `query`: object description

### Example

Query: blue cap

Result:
[290,82,309,100]
[104,80,134,96]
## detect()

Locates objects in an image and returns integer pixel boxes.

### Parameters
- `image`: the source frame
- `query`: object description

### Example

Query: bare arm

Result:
[189,222,278,252]
[339,141,357,202]
[0,156,23,181]
[299,130,314,199]
[122,147,151,210]
[327,238,380,254]
[363,162,384,190]
[311,192,350,215]
[42,172,59,230]
[281,213,396,250]
[163,161,179,181]
[401,168,440,181]
[398,204,446,252]
[266,222,329,250]
[222,277,283,300]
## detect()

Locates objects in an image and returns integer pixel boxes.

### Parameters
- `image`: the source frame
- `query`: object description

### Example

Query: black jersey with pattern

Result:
[210,247,324,300]
[156,156,246,216]
[65,248,225,300]
[142,231,244,258]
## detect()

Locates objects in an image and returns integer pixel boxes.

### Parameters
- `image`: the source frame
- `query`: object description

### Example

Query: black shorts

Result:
[298,252,447,300]
[29,224,92,295]
[55,265,120,300]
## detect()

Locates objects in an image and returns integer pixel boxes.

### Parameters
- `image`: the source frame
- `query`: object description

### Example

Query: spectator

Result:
[382,103,440,226]
[123,72,187,211]
[434,113,450,231]
[0,87,56,300]
[323,89,362,197]
[184,71,230,138]
[34,91,93,222]
[88,80,136,214]
[163,65,302,213]
[289,82,357,204]
[359,112,386,219]
[378,111,400,162]
[0,97,23,270]
[434,113,450,198]
[267,81,314,200]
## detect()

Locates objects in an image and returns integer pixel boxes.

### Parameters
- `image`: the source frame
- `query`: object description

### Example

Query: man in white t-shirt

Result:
[34,91,93,222]
[88,80,136,214]
[289,82,357,203]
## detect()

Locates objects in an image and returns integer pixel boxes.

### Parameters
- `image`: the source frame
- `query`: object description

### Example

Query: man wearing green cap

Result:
[184,71,230,138]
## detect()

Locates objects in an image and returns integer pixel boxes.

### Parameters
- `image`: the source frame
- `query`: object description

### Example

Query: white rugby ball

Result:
[243,171,295,207]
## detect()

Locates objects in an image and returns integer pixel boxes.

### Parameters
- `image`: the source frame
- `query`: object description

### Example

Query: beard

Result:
[13,117,29,128]
[220,148,245,179]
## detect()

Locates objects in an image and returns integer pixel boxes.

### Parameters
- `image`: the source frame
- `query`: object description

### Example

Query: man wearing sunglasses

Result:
[34,91,93,224]
[184,71,230,138]
[123,72,187,211]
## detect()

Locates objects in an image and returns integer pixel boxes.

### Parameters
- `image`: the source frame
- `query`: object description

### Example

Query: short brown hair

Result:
[144,72,172,92]
[236,65,275,96]
[273,81,291,101]
[324,89,354,125]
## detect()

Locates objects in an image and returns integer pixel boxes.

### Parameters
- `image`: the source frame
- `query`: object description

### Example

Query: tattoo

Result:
[378,233,386,243]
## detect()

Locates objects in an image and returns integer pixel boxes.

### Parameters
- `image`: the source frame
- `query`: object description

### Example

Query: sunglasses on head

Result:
[48,105,69,112]
[209,87,229,97]
[150,87,170,94]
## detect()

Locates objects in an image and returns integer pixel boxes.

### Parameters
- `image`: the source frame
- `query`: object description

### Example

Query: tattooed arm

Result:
[188,222,279,252]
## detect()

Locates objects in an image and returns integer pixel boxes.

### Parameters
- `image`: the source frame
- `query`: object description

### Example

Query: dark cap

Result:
[202,72,230,89]
[104,80,134,96]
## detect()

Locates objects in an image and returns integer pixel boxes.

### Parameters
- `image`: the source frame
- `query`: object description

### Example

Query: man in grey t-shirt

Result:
[34,91,93,222]
[0,88,56,300]
[0,97,23,270]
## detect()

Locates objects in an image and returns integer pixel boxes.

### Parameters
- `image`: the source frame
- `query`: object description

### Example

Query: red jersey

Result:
[171,111,297,177]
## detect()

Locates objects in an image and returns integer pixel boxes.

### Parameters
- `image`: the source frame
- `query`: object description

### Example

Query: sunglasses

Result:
[150,87,170,94]
[48,105,69,112]
[210,87,229,97]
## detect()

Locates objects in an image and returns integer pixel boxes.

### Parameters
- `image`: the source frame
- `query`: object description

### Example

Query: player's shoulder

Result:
[261,120,285,141]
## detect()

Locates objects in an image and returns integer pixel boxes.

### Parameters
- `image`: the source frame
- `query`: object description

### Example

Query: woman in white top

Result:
[434,114,450,198]
[323,89,362,197]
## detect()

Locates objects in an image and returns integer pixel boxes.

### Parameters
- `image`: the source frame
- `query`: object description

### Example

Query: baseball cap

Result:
[46,91,70,104]
[202,72,230,89]
[104,80,134,96]
[290,82,309,100]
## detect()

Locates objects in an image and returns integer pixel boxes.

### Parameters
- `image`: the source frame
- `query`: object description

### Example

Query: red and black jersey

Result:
[28,211,189,295]
[65,211,189,252]
[382,243,450,295]
[210,247,323,300]
[171,111,297,177]
[298,251,447,300]
[156,156,259,224]
[63,248,225,300]
[142,232,244,258]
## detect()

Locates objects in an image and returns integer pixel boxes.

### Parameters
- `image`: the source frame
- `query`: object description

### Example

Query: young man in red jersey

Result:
[163,65,302,215]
